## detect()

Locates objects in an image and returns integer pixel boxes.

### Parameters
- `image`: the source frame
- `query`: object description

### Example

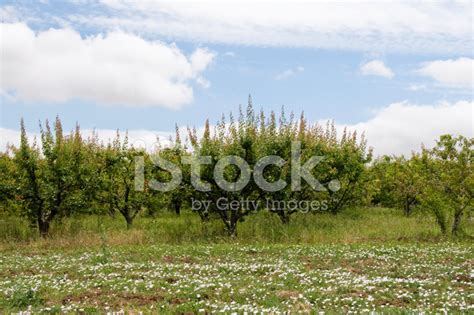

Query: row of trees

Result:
[370,135,473,236]
[182,101,371,234]
[0,100,472,237]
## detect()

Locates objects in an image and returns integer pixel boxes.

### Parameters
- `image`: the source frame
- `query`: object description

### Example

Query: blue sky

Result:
[1,1,472,155]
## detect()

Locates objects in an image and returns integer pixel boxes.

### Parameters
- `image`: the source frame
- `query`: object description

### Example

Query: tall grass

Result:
[0,207,470,250]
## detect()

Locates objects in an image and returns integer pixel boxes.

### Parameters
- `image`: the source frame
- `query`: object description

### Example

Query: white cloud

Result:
[0,5,20,22]
[330,100,473,157]
[65,0,474,54]
[407,84,426,91]
[0,23,215,108]
[360,60,394,78]
[196,76,211,89]
[417,57,473,88]
[190,48,215,73]
[274,66,304,80]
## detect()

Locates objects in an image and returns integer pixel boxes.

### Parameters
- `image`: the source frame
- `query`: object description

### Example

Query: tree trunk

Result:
[227,222,238,238]
[108,206,116,218]
[433,208,448,235]
[198,208,210,222]
[38,219,50,238]
[125,215,133,229]
[279,212,290,224]
[404,199,410,217]
[452,209,464,236]
[226,211,239,238]
[404,195,415,217]
[174,202,181,216]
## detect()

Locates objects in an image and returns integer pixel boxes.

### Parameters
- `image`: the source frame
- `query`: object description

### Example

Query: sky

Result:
[0,0,473,156]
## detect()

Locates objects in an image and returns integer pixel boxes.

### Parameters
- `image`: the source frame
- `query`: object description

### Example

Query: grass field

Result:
[0,207,461,248]
[0,208,473,313]
[1,244,473,313]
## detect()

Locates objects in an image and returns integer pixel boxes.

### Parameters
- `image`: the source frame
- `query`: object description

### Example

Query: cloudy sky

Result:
[0,0,473,156]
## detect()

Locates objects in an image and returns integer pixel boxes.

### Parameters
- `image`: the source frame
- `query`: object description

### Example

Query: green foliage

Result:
[14,118,91,236]
[370,155,424,216]
[0,109,471,240]
[156,126,191,216]
[419,135,473,236]
[188,98,371,233]
[97,132,151,228]
[0,151,21,214]
[369,134,473,237]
